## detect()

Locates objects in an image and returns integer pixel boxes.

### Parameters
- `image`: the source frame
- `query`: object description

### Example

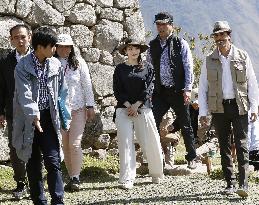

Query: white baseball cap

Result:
[56,34,74,46]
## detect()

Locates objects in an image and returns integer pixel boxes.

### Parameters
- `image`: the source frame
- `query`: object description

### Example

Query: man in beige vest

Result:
[198,21,258,197]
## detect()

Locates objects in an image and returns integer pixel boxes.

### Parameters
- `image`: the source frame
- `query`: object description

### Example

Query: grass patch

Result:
[209,168,224,180]
[0,154,119,192]
[249,171,259,183]
[174,138,187,165]
[82,154,119,174]
[0,166,15,191]
[79,154,119,182]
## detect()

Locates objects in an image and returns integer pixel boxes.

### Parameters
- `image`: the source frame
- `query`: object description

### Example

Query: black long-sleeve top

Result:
[0,50,17,119]
[113,62,154,108]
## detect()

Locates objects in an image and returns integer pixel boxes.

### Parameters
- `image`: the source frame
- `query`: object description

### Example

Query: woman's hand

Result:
[127,101,142,117]
[127,104,139,117]
[86,108,95,121]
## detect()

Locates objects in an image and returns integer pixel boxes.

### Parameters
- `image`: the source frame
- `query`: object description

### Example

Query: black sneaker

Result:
[12,182,28,200]
[223,184,236,195]
[236,185,249,198]
[71,177,80,192]
[187,159,197,169]
[64,180,72,192]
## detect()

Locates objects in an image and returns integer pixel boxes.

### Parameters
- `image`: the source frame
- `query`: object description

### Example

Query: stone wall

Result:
[0,0,146,161]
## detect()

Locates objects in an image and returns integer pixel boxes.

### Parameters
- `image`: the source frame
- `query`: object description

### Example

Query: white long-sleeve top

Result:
[198,46,259,116]
[59,57,95,111]
[248,110,259,151]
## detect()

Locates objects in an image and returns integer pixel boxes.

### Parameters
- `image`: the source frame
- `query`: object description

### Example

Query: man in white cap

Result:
[148,12,197,170]
[199,21,259,197]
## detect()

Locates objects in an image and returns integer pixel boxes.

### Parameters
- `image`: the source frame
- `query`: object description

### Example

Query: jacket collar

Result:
[210,44,239,61]
[47,58,60,78]
[26,53,59,78]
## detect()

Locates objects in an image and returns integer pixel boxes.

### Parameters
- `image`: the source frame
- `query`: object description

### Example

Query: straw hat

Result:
[211,21,232,36]
[118,38,149,55]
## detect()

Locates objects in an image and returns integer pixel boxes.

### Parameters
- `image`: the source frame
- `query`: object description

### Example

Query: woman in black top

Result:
[113,38,163,189]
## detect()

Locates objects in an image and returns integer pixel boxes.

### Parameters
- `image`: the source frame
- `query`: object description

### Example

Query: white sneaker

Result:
[120,181,134,189]
[152,176,164,184]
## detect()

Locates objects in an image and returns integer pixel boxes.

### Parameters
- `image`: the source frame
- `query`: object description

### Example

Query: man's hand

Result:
[34,115,43,132]
[86,108,95,121]
[191,102,199,110]
[199,116,208,127]
[0,115,6,129]
[250,113,257,123]
[167,124,174,132]
[183,90,191,105]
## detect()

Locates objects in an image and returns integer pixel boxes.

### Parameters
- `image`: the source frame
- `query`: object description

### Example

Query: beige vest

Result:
[206,45,249,115]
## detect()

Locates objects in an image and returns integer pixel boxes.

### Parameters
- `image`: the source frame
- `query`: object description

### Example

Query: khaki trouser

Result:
[61,108,86,177]
[115,108,163,183]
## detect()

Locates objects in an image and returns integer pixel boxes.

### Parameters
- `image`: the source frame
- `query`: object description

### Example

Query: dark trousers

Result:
[152,87,196,161]
[26,110,64,205]
[249,150,259,171]
[190,106,199,141]
[212,102,249,187]
[7,118,26,184]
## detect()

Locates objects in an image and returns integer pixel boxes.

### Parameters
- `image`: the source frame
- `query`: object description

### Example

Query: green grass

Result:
[62,154,119,183]
[209,168,224,180]
[174,138,188,165]
[80,154,119,182]
[0,166,15,191]
[0,154,120,191]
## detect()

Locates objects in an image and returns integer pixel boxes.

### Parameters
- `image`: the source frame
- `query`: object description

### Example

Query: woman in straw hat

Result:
[113,38,164,189]
[55,34,95,192]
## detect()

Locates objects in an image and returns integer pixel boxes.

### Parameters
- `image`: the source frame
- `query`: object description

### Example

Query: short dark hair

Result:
[154,12,173,25]
[10,24,31,36]
[32,27,57,50]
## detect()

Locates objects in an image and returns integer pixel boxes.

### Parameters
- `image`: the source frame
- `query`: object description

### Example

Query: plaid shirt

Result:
[31,52,49,110]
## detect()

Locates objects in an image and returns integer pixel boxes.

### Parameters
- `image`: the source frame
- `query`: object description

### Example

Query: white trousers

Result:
[115,108,163,183]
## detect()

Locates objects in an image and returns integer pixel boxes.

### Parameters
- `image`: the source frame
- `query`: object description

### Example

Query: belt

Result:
[222,98,236,104]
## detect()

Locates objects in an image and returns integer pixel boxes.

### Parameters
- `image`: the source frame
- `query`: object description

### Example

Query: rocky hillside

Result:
[139,0,259,80]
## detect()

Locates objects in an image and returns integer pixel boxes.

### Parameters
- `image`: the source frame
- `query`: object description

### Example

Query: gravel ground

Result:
[0,173,259,205]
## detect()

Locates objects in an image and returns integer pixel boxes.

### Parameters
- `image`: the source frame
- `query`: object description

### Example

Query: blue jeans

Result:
[152,88,196,161]
[26,109,64,205]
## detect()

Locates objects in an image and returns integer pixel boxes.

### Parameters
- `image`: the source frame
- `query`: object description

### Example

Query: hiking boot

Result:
[223,184,236,195]
[12,182,28,200]
[187,159,197,169]
[236,185,249,198]
[71,177,80,192]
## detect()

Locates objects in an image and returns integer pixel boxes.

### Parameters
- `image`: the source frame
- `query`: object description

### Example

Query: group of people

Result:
[0,10,258,205]
[0,25,95,204]
[113,11,259,199]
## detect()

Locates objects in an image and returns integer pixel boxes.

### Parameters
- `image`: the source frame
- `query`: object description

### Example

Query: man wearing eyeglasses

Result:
[147,12,197,170]
[199,21,258,197]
